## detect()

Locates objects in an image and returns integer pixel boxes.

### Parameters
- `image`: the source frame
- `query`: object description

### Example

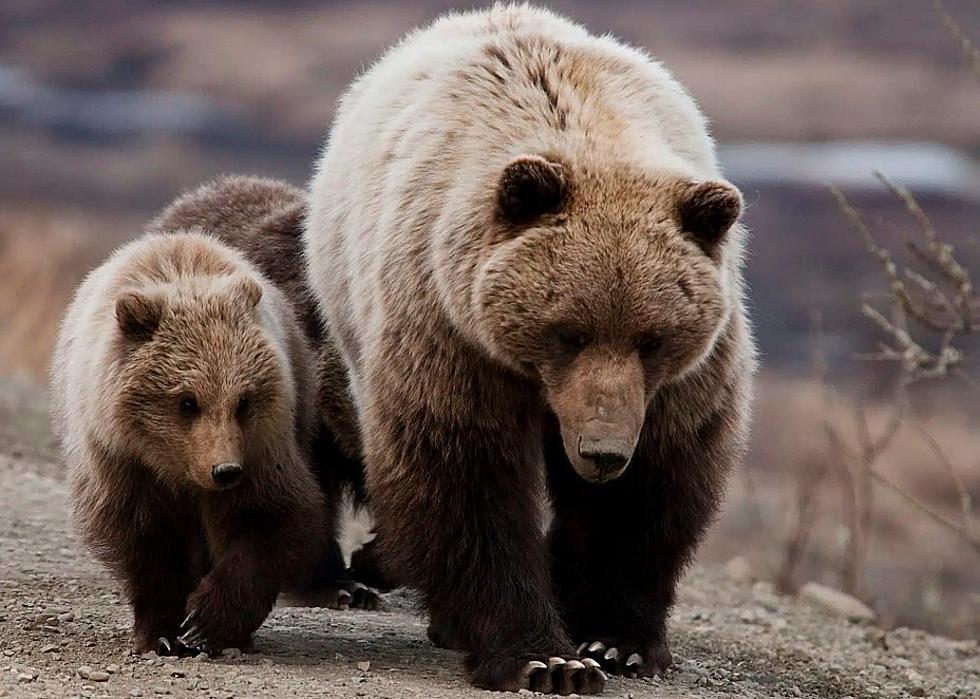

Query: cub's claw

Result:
[158,637,173,655]
[626,653,642,667]
[603,647,618,662]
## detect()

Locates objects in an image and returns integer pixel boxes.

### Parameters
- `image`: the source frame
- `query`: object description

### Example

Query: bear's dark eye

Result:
[236,395,251,421]
[554,327,590,354]
[178,395,200,419]
[637,334,663,357]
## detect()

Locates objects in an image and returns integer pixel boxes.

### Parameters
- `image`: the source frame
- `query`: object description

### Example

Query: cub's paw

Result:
[471,654,606,695]
[295,580,383,611]
[178,576,273,653]
[576,639,672,678]
[134,632,195,657]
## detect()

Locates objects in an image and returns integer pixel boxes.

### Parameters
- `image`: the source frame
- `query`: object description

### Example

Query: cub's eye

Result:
[236,395,252,420]
[555,327,590,353]
[178,395,200,419]
[637,334,663,356]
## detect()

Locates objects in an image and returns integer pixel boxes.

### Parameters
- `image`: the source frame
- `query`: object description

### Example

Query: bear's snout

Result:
[211,461,244,489]
[575,428,634,483]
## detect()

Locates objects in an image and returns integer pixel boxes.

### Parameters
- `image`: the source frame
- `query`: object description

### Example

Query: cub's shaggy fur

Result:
[52,232,329,653]
[148,175,391,593]
[306,4,756,694]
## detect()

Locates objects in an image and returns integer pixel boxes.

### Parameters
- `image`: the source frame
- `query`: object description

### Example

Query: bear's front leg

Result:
[545,410,731,678]
[84,469,200,656]
[364,390,606,695]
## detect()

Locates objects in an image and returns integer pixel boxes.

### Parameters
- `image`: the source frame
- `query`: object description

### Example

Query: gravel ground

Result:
[0,378,977,699]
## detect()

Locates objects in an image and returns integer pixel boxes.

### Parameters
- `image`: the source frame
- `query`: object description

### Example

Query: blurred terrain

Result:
[1,1,978,640]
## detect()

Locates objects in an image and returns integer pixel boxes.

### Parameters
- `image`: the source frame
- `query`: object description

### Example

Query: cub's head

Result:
[112,273,290,491]
[475,155,742,483]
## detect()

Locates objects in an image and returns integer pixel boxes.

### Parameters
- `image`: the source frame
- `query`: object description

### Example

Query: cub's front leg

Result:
[182,473,327,652]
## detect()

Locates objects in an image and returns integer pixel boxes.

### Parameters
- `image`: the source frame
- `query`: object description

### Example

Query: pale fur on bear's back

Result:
[306,3,742,400]
[51,232,314,496]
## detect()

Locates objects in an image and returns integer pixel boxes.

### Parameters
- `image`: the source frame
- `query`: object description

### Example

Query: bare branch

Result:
[934,0,980,84]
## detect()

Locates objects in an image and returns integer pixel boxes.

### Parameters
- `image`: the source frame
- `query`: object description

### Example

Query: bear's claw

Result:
[520,656,606,694]
[157,637,172,655]
[577,639,671,677]
[177,609,207,651]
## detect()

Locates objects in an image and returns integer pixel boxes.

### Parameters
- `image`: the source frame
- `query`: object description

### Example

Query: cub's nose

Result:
[211,461,244,488]
[578,436,632,480]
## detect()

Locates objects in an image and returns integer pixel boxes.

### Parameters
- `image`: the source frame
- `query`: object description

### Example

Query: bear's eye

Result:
[554,327,590,354]
[178,395,200,419]
[637,334,663,357]
[236,395,251,421]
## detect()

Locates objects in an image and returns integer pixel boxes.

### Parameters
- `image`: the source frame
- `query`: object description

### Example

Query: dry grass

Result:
[0,208,134,377]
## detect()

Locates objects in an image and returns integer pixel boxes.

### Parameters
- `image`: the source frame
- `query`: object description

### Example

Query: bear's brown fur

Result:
[51,231,331,653]
[305,5,756,694]
[147,175,392,594]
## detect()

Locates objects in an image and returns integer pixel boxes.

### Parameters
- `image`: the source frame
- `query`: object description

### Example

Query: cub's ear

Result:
[496,155,569,224]
[229,275,263,310]
[115,290,164,341]
[676,180,743,251]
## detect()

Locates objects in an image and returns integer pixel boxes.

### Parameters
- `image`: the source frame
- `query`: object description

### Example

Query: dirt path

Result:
[0,378,977,699]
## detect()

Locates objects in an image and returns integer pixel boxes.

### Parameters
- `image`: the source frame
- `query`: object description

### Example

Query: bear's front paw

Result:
[576,639,672,678]
[323,580,383,611]
[134,631,194,657]
[470,654,606,695]
[178,574,274,653]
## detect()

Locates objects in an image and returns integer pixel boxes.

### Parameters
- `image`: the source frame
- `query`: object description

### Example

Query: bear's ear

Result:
[115,290,164,341]
[496,155,569,224]
[230,275,263,310]
[676,180,743,252]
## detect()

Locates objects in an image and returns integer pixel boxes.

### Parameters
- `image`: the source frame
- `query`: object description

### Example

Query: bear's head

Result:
[111,273,292,491]
[474,155,742,483]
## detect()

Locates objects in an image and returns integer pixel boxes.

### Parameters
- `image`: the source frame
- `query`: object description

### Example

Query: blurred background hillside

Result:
[1,1,978,639]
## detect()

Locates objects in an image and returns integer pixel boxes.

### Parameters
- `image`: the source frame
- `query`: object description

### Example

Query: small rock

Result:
[356,660,371,672]
[88,670,110,682]
[106,663,120,673]
[16,672,35,683]
[41,644,58,653]
[77,665,93,679]
[57,612,75,622]
[193,652,209,662]
[909,688,925,697]
[129,690,144,697]
[798,582,876,622]
[221,648,241,659]
[724,556,756,584]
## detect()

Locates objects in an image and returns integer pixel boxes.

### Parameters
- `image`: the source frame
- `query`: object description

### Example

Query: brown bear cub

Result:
[147,175,393,595]
[306,5,757,695]
[52,231,333,654]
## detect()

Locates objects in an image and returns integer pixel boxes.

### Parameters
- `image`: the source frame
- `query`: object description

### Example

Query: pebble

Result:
[77,665,93,679]
[88,670,110,682]
[357,661,371,672]
[193,652,209,662]
[129,690,143,697]
[57,611,75,622]
[41,643,58,653]
[221,648,241,659]
[106,663,121,673]
[17,669,38,683]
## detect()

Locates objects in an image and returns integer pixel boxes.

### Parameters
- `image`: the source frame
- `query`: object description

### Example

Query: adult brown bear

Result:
[306,5,756,694]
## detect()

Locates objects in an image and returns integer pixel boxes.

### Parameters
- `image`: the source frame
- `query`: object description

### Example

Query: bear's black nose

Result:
[578,435,632,480]
[211,462,244,488]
